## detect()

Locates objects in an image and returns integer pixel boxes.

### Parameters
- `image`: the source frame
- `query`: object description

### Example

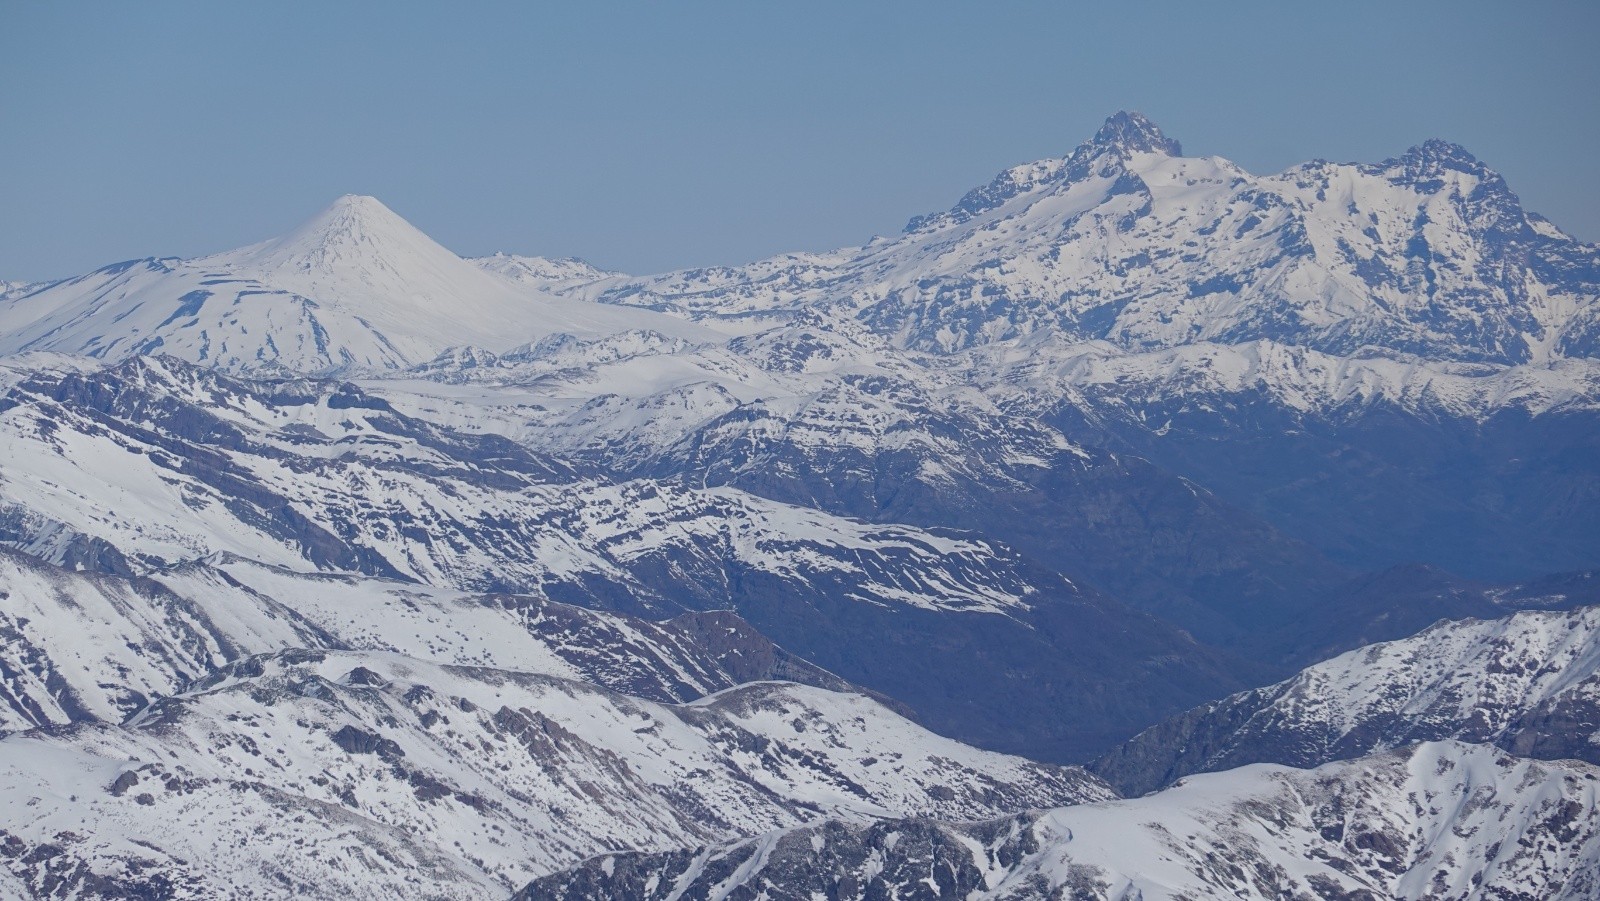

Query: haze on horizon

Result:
[2,0,1597,283]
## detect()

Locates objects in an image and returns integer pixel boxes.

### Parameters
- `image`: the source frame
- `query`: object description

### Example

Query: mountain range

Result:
[0,112,1596,898]
[526,742,1600,901]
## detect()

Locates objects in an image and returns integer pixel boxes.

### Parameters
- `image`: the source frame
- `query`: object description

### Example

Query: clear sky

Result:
[2,1,1597,282]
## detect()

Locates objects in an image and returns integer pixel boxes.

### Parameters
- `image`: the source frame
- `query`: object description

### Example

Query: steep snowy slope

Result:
[0,546,327,731]
[0,355,1040,615]
[525,742,1600,901]
[0,196,715,374]
[0,544,881,735]
[972,336,1600,422]
[0,650,1111,899]
[1094,606,1600,796]
[162,559,871,706]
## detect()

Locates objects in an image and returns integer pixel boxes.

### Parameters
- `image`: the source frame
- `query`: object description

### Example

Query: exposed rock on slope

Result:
[0,650,1110,898]
[524,742,1600,901]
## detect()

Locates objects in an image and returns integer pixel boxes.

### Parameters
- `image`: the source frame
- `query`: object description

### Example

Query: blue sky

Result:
[2,1,1596,281]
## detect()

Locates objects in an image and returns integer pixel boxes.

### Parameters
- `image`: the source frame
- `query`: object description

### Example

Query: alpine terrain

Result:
[0,112,1596,898]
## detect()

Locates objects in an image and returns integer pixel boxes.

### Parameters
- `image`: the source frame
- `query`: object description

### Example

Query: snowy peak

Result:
[904,111,1177,231]
[1386,138,1488,181]
[228,194,441,279]
[1087,109,1182,157]
[205,193,505,315]
[1370,138,1530,225]
[0,194,718,373]
[618,110,1599,365]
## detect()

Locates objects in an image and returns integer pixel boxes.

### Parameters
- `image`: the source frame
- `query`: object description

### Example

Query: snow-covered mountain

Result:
[363,311,1359,652]
[0,115,1591,758]
[354,114,1600,583]
[0,355,1039,612]
[3,116,1596,587]
[469,252,625,296]
[359,301,1598,655]
[1093,606,1600,796]
[1,111,1598,899]
[508,112,1599,579]
[524,741,1600,901]
[0,353,1246,762]
[0,648,1109,898]
[603,111,1600,366]
[0,534,1114,897]
[11,114,1596,391]
[0,196,714,374]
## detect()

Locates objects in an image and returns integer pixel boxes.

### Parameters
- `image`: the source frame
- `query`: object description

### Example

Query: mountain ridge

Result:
[1092,605,1600,796]
[596,112,1599,368]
